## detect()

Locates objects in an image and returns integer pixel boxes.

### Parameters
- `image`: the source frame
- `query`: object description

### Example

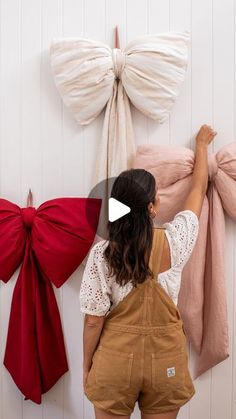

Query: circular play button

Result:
[86,176,134,240]
[108,197,131,222]
[85,172,151,241]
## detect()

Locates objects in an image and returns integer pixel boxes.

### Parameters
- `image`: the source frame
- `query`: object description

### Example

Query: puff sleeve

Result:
[79,241,112,316]
[163,209,199,271]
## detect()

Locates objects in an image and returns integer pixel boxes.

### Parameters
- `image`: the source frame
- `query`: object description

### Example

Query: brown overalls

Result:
[84,228,196,415]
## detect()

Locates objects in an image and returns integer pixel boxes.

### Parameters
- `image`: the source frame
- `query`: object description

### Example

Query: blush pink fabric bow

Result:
[132,141,236,378]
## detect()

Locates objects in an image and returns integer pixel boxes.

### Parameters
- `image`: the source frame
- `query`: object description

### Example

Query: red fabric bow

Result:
[0,197,101,404]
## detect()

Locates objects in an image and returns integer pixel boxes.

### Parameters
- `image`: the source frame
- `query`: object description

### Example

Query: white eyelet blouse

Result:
[79,210,199,316]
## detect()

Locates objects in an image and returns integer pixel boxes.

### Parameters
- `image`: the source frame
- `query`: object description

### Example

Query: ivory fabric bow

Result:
[0,197,101,404]
[133,141,236,378]
[50,32,190,190]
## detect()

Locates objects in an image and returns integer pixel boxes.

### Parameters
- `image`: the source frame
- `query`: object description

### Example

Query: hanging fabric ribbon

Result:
[132,141,236,378]
[49,31,190,190]
[0,196,101,404]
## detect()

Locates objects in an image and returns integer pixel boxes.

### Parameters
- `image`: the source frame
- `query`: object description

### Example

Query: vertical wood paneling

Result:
[62,0,86,198]
[83,0,106,197]
[148,0,170,146]
[60,2,85,418]
[211,0,235,417]
[127,0,148,148]
[21,1,43,416]
[82,1,107,415]
[0,0,236,418]
[41,0,64,201]
[82,0,106,200]
[40,0,65,417]
[0,0,24,418]
[169,0,191,148]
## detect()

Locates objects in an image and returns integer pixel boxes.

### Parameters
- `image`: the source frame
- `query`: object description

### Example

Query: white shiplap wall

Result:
[0,0,235,418]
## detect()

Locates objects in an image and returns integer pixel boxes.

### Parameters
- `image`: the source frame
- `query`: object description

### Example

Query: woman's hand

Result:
[196,124,217,147]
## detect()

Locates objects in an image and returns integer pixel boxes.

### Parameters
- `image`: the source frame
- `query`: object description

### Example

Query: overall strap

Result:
[149,228,166,278]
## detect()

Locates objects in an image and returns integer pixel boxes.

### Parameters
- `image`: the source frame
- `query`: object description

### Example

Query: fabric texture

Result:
[49,32,190,191]
[0,197,101,404]
[84,228,195,415]
[79,210,199,316]
[132,141,236,379]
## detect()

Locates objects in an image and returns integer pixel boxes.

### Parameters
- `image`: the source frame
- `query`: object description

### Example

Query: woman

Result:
[79,124,217,419]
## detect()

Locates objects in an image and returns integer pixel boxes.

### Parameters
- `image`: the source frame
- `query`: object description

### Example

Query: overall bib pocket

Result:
[151,350,185,391]
[94,345,134,390]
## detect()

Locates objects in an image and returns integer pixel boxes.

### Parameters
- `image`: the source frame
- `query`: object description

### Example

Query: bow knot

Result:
[112,48,125,79]
[21,206,36,229]
[208,154,218,181]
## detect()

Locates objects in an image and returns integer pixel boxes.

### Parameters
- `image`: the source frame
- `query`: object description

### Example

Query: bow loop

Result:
[208,153,218,181]
[112,48,125,79]
[21,206,36,229]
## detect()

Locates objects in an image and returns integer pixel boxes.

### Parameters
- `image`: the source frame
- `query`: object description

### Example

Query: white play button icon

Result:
[108,197,131,222]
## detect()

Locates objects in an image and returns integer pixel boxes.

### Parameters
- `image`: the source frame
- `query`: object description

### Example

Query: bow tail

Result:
[34,258,68,398]
[3,238,68,404]
[108,81,136,175]
[89,80,136,242]
[178,198,209,355]
[3,238,42,403]
[90,79,136,190]
[194,184,230,378]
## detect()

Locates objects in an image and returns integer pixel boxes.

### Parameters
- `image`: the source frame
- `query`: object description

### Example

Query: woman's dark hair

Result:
[104,168,157,288]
